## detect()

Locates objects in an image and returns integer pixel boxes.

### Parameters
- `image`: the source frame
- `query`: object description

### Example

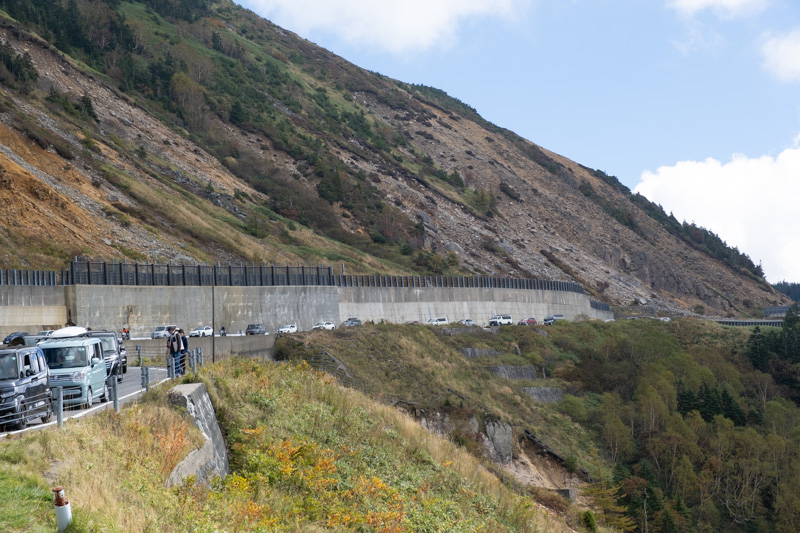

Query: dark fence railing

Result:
[58,258,590,295]
[765,306,792,318]
[0,269,59,286]
[590,301,610,312]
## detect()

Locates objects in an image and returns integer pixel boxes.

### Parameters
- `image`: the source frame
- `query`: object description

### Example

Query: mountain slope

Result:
[0,0,788,316]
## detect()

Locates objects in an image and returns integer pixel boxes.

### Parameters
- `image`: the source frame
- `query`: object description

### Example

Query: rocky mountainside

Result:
[0,0,788,316]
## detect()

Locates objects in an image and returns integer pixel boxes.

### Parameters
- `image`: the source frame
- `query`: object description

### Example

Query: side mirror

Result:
[91,357,101,366]
[25,368,34,377]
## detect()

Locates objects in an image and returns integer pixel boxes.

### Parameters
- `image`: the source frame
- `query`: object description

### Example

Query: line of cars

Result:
[0,327,128,430]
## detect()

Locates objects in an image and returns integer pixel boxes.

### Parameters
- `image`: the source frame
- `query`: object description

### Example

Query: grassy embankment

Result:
[0,358,585,532]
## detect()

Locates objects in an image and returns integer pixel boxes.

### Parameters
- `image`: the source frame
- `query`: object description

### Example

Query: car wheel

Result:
[86,387,93,409]
[41,401,53,423]
[101,381,109,403]
[14,405,27,430]
[123,361,127,374]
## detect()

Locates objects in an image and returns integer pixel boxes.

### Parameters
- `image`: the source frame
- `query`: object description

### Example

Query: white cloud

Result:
[667,0,768,17]
[240,0,522,54]
[762,29,800,82]
[634,144,800,282]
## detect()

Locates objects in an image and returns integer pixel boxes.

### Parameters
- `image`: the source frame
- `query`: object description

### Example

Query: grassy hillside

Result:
[276,318,800,532]
[0,359,582,532]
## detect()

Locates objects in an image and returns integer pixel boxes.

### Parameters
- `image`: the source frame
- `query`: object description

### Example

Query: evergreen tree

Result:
[721,388,747,426]
[746,326,769,371]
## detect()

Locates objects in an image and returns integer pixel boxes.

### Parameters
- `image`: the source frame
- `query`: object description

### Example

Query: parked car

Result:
[37,330,55,337]
[489,315,513,326]
[85,330,125,381]
[518,317,538,326]
[427,317,448,326]
[543,314,565,325]
[341,318,362,327]
[151,325,177,339]
[190,326,214,337]
[0,346,53,430]
[459,319,475,326]
[245,324,267,335]
[40,336,108,408]
[312,322,336,330]
[277,324,298,334]
[3,332,29,345]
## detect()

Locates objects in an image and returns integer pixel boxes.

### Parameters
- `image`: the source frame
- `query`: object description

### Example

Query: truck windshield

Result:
[43,347,88,369]
[0,354,18,380]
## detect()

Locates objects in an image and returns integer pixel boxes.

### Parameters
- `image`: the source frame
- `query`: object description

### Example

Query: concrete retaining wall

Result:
[338,286,609,325]
[0,286,66,331]
[0,284,612,337]
[167,382,230,487]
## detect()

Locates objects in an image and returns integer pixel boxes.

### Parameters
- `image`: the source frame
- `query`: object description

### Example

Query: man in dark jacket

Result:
[167,326,183,376]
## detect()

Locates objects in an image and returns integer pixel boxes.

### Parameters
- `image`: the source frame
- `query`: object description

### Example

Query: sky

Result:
[235,0,800,283]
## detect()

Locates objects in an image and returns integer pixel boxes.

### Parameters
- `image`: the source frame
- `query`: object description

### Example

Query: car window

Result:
[44,347,89,368]
[26,352,39,373]
[97,336,115,351]
[0,354,17,379]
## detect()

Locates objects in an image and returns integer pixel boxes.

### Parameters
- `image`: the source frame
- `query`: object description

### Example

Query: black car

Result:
[0,346,52,430]
[85,330,125,382]
[340,318,362,327]
[245,324,266,335]
[3,332,29,345]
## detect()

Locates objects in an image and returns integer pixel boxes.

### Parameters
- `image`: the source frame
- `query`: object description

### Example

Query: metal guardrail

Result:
[0,389,51,428]
[58,258,588,295]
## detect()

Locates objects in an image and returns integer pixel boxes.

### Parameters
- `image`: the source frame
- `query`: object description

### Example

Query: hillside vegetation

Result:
[0,0,788,315]
[277,317,800,532]
[0,359,579,532]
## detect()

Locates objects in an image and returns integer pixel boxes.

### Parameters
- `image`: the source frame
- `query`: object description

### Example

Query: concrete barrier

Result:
[166,383,230,487]
[1,284,613,338]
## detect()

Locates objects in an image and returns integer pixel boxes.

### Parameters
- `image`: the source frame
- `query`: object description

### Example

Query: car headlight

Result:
[71,370,87,381]
[0,389,15,399]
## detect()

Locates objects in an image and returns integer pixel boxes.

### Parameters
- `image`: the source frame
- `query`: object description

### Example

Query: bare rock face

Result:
[484,419,513,465]
[0,17,788,317]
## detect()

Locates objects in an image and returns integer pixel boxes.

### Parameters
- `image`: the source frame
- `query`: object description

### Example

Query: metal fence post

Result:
[167,356,175,378]
[189,349,196,374]
[197,347,203,367]
[136,345,142,366]
[55,387,63,429]
[141,367,149,392]
[111,378,119,413]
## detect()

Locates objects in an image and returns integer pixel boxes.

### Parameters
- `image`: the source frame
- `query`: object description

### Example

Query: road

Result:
[0,366,169,439]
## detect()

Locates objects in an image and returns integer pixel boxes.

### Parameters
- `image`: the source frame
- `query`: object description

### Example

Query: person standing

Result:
[179,328,188,375]
[167,326,183,376]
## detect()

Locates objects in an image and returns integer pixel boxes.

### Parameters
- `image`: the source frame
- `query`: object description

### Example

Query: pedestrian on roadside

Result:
[179,328,188,375]
[167,326,183,376]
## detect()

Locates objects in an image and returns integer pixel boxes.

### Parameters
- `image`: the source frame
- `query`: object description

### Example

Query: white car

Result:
[312,322,335,330]
[190,326,214,337]
[427,317,448,326]
[277,324,298,334]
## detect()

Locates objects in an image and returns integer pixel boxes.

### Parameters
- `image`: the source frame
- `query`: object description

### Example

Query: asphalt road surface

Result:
[0,366,170,439]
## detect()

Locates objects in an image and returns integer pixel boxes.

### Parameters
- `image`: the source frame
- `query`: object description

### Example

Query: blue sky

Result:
[236,0,800,283]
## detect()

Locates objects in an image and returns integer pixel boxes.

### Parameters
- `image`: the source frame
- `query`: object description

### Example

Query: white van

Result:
[427,317,448,326]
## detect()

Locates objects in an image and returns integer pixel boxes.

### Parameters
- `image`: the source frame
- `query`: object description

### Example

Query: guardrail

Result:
[0,389,51,429]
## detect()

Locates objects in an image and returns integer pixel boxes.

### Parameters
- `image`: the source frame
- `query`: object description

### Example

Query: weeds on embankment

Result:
[0,360,580,532]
